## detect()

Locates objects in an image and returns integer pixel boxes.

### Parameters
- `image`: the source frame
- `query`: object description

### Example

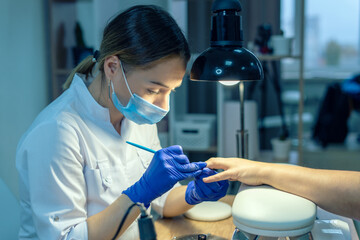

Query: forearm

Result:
[87,194,140,240]
[263,164,360,220]
[162,185,193,217]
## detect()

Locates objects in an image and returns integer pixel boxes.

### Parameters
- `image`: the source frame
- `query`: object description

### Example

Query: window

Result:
[281,0,360,79]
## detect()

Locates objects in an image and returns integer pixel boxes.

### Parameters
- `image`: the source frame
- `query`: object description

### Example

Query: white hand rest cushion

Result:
[184,201,232,221]
[232,184,316,237]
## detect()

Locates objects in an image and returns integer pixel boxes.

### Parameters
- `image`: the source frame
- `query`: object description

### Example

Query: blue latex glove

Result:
[123,145,206,207]
[185,168,229,205]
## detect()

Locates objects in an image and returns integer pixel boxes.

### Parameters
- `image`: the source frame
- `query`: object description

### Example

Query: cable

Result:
[111,203,139,240]
[111,203,157,240]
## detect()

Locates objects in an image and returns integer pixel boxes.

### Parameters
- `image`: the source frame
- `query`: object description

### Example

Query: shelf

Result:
[257,54,302,61]
[183,146,218,153]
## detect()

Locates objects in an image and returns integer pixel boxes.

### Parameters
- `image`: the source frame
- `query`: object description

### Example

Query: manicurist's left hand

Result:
[185,168,229,205]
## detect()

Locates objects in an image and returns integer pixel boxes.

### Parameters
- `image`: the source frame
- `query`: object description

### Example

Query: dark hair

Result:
[64,5,190,89]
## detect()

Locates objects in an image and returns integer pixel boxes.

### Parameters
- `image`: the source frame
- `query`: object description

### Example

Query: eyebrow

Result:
[150,81,182,89]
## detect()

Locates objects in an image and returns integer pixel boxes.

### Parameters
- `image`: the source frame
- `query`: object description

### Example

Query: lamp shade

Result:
[190,0,263,82]
[190,46,263,81]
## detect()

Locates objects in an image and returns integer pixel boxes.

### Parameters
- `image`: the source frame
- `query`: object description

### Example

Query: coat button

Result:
[104,177,112,183]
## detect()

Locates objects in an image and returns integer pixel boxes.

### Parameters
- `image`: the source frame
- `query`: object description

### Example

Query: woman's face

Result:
[111,57,185,111]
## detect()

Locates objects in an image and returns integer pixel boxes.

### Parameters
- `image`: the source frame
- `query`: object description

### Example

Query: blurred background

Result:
[1,0,360,204]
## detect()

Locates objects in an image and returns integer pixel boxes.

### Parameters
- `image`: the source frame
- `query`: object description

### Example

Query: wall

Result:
[92,0,169,48]
[0,0,48,198]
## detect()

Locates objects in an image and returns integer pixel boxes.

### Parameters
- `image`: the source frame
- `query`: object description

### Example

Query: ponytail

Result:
[63,55,96,90]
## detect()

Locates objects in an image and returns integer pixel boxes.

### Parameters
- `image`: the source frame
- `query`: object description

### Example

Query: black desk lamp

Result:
[190,0,263,159]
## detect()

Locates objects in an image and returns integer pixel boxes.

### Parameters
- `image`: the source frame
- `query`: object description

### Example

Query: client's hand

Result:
[123,145,206,207]
[202,157,267,185]
[185,168,229,205]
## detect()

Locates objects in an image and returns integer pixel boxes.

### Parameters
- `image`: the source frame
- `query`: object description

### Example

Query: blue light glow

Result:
[225,60,233,66]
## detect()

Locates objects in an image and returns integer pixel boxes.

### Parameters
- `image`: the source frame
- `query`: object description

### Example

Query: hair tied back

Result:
[92,50,100,62]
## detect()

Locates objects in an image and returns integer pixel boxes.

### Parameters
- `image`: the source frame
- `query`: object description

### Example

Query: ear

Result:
[103,55,120,80]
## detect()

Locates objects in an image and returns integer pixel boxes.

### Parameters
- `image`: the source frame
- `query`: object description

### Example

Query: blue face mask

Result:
[109,62,169,125]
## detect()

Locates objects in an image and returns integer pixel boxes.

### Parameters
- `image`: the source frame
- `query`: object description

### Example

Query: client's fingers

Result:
[205,158,230,170]
[202,170,231,183]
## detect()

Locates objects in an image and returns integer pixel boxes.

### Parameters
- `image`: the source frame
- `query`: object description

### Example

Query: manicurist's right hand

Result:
[122,145,206,207]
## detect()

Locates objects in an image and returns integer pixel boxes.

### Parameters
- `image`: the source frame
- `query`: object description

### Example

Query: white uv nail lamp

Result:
[231,184,352,240]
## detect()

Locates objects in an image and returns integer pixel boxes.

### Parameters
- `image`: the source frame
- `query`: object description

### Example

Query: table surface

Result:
[154,195,236,240]
[154,194,359,240]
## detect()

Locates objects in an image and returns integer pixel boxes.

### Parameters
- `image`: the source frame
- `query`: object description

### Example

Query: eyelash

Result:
[147,89,176,95]
[147,89,160,95]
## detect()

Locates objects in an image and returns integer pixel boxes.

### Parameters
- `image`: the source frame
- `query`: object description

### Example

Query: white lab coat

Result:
[16,74,178,240]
